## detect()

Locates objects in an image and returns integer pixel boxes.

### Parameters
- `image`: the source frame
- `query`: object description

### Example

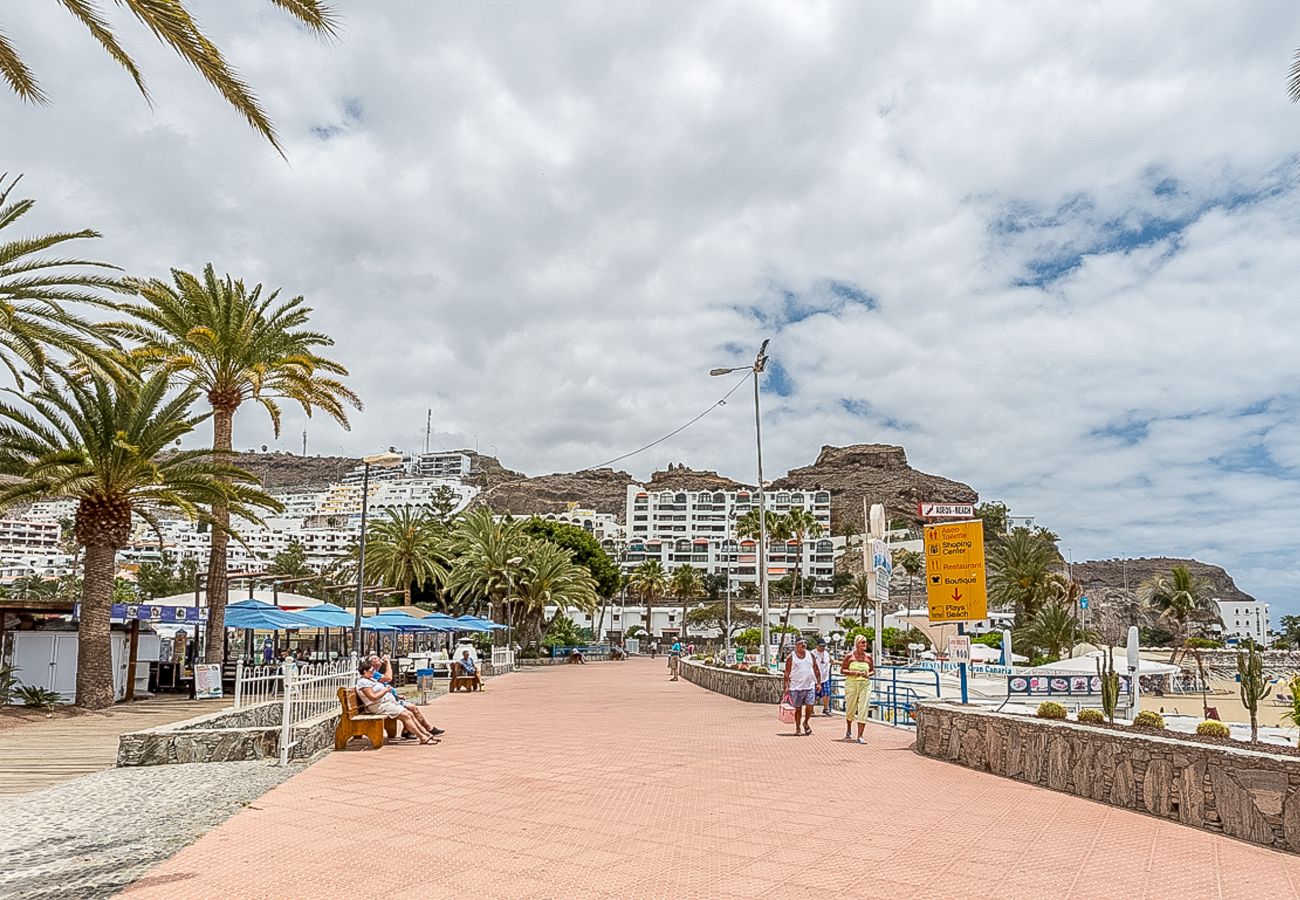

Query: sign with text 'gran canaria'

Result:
[924,520,987,623]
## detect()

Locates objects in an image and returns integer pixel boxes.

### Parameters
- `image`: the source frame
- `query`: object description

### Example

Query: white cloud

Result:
[2,0,1299,610]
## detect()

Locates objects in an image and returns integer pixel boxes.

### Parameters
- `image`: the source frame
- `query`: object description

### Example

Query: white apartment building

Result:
[25,499,77,522]
[534,508,626,544]
[623,485,837,589]
[417,451,471,479]
[0,518,61,551]
[1216,599,1271,645]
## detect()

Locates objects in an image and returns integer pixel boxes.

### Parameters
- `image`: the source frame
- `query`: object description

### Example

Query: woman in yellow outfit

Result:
[840,634,875,744]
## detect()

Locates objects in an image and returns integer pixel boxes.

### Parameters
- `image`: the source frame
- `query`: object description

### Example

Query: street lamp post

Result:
[352,451,403,653]
[711,339,771,666]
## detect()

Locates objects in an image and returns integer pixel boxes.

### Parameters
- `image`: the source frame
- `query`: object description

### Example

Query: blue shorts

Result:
[788,688,816,708]
[815,679,832,699]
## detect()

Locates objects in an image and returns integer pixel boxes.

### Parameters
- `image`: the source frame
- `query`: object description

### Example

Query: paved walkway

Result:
[0,697,214,795]
[125,660,1300,899]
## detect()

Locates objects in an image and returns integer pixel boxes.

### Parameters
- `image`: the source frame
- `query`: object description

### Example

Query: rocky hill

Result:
[772,444,978,533]
[1072,558,1256,605]
[474,467,635,517]
[232,452,357,489]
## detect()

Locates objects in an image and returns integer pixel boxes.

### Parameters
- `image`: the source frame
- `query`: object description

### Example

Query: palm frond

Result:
[0,28,46,104]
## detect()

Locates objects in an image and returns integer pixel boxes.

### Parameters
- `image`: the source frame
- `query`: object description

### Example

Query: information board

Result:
[924,520,987,622]
[194,664,223,700]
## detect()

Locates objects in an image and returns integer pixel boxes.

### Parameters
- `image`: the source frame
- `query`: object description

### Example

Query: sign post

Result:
[924,520,988,704]
[918,502,976,519]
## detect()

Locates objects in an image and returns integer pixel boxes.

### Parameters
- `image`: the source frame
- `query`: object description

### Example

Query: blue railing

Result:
[546,644,611,660]
[831,665,941,728]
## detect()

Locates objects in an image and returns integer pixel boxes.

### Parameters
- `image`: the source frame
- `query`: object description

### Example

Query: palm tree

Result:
[839,573,872,624]
[893,548,924,611]
[669,564,704,641]
[0,173,128,385]
[514,538,598,642]
[361,508,448,606]
[987,527,1063,622]
[1014,601,1097,662]
[627,560,668,640]
[0,371,278,708]
[114,264,360,662]
[0,2,337,156]
[783,507,824,602]
[446,507,527,621]
[1140,564,1220,661]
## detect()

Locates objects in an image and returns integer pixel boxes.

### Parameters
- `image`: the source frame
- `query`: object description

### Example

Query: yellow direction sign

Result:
[924,520,987,623]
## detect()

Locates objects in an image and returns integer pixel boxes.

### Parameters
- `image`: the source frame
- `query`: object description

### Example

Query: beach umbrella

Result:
[295,603,355,627]
[224,606,314,631]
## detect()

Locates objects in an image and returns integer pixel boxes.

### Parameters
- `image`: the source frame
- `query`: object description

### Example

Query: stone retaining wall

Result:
[117,702,336,767]
[916,701,1300,853]
[679,659,782,704]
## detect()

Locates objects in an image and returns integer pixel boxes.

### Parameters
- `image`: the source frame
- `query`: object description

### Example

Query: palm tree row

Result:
[356,507,602,645]
[0,175,358,706]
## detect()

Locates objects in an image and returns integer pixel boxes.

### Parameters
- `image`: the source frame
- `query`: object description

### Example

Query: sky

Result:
[2,1,1299,611]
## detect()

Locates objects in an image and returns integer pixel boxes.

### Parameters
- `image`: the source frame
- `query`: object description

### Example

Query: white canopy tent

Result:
[153,589,324,610]
[1027,652,1181,677]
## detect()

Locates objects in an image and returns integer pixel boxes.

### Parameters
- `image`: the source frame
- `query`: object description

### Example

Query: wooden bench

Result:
[335,687,399,750]
[450,661,481,692]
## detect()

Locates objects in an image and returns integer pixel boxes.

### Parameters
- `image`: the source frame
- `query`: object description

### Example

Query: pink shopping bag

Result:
[778,693,797,725]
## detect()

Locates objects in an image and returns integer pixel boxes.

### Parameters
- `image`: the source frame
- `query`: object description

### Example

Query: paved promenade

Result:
[126,659,1300,899]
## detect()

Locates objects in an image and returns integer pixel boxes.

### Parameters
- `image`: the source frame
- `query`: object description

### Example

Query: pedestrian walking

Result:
[812,638,833,716]
[782,637,821,736]
[650,639,659,659]
[668,639,682,681]
[841,635,875,744]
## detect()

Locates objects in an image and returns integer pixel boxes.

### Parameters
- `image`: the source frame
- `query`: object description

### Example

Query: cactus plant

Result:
[1098,651,1120,723]
[1237,638,1271,743]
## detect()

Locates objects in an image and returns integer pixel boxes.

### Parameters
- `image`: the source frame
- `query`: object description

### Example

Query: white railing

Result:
[492,648,515,671]
[279,657,357,766]
[233,660,285,709]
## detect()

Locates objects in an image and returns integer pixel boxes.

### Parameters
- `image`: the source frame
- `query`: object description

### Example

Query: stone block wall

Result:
[679,659,783,704]
[118,702,337,766]
[916,701,1300,853]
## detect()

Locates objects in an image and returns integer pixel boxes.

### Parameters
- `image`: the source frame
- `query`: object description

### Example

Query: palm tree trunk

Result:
[203,405,235,663]
[77,541,119,709]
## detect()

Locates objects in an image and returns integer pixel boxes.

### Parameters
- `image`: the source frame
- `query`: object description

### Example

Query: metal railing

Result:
[233,660,284,709]
[279,658,357,766]
[830,665,942,728]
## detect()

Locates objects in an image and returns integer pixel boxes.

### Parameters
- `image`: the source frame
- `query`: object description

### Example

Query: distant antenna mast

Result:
[425,409,432,454]
[302,429,307,456]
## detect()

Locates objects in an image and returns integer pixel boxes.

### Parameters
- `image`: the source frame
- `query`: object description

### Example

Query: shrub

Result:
[0,664,18,705]
[1133,710,1166,730]
[1076,709,1105,725]
[16,684,62,710]
[1196,720,1231,738]
[702,656,714,665]
[1036,701,1067,720]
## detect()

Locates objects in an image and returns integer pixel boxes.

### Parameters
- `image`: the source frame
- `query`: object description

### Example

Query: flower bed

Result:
[677,658,782,704]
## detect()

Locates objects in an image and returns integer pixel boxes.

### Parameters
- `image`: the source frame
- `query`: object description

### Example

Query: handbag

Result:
[778,692,797,724]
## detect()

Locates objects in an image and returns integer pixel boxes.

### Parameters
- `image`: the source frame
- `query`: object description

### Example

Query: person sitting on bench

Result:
[457,649,482,689]
[356,658,438,745]
[369,655,444,738]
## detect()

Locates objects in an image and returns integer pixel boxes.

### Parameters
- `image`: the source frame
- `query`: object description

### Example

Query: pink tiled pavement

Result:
[124,659,1300,899]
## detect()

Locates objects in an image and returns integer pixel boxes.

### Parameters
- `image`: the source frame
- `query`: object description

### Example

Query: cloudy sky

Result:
[3,1,1299,610]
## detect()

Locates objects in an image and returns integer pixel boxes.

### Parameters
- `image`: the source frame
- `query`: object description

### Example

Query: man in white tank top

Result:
[783,637,822,736]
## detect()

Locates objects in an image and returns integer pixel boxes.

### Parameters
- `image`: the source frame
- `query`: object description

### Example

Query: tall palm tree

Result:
[987,527,1063,622]
[1013,601,1096,662]
[361,508,448,606]
[0,173,127,385]
[0,1,337,156]
[0,371,278,708]
[1140,564,1220,661]
[514,538,598,642]
[627,560,668,640]
[669,564,704,642]
[839,573,872,624]
[893,548,924,611]
[783,507,824,602]
[114,264,360,662]
[446,507,527,621]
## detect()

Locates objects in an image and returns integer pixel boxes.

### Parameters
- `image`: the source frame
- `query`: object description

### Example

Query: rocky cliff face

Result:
[232,452,357,489]
[474,467,635,517]
[772,444,978,533]
[1072,558,1257,605]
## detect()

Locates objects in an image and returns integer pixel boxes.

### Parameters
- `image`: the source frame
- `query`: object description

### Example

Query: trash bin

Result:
[416,668,436,704]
